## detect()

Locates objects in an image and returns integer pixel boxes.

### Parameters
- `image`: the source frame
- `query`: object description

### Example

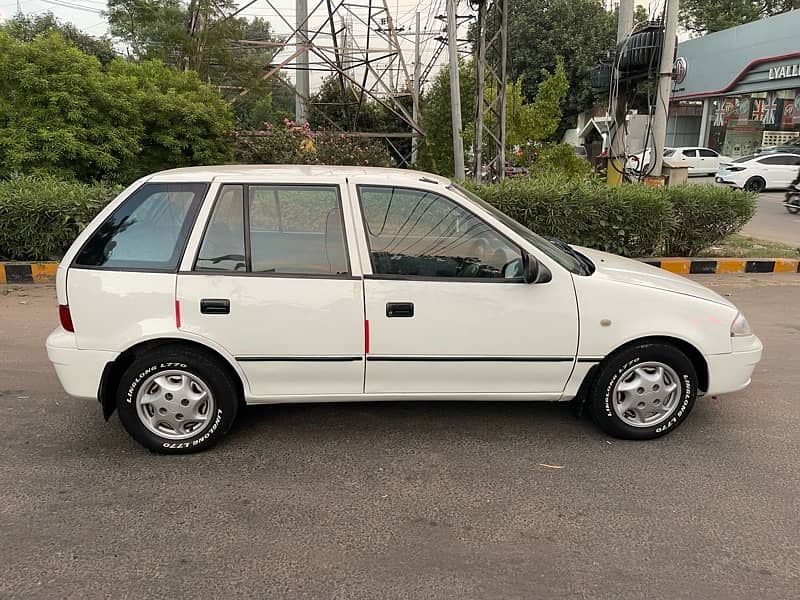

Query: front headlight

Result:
[730,312,752,337]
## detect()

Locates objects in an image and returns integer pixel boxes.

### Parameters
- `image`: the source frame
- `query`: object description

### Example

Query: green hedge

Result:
[0,174,756,262]
[0,176,122,261]
[468,176,756,258]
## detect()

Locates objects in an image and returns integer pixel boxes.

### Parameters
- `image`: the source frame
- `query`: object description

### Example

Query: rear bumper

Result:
[705,335,763,395]
[46,328,118,401]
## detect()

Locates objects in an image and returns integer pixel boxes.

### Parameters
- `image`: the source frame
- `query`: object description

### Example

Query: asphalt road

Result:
[1,278,799,599]
[742,192,800,248]
[692,176,799,247]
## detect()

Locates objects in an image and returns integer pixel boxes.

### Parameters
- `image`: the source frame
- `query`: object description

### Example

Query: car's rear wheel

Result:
[744,177,766,193]
[590,343,698,440]
[116,345,240,453]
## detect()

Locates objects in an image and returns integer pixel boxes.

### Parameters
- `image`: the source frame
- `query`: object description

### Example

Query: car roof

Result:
[146,164,452,185]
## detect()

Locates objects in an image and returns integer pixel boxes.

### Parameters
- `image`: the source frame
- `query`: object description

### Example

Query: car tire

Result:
[116,345,240,454]
[744,177,766,193]
[589,343,698,440]
[785,196,800,214]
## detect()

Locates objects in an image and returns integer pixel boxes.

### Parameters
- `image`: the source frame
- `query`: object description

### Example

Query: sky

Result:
[3,0,457,91]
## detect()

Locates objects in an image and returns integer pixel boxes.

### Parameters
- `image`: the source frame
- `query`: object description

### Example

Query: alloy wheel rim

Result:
[135,370,215,440]
[612,361,682,428]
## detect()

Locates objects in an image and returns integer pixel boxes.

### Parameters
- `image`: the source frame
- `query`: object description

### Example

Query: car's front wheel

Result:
[116,345,240,453]
[590,343,698,440]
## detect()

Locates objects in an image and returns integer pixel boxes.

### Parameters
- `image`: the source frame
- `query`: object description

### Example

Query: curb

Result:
[642,258,800,275]
[2,258,799,284]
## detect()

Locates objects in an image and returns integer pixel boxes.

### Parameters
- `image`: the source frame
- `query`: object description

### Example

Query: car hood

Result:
[574,247,735,308]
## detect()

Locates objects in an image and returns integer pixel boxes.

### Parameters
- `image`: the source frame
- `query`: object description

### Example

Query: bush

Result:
[664,185,757,256]
[469,177,757,257]
[0,176,121,261]
[468,175,674,257]
[527,143,593,179]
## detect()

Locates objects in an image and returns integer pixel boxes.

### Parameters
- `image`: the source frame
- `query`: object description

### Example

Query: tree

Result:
[0,30,234,183]
[1,12,117,65]
[107,0,293,127]
[0,31,141,181]
[109,60,234,180]
[416,61,477,176]
[477,0,616,136]
[526,57,569,142]
[679,0,800,35]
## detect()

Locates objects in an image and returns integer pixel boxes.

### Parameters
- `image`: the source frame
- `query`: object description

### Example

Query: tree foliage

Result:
[527,57,569,142]
[480,0,616,136]
[107,0,294,127]
[679,0,800,34]
[1,12,117,65]
[0,31,233,183]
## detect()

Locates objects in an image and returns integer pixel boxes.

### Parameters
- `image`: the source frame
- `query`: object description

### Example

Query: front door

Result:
[177,181,365,398]
[349,180,579,397]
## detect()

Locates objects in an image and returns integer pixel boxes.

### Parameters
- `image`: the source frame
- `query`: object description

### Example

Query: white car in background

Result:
[716,153,800,193]
[46,165,762,453]
[627,147,731,176]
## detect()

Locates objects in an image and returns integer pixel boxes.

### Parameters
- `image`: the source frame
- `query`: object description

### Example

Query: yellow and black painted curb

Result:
[643,258,800,275]
[2,257,800,284]
[0,262,58,284]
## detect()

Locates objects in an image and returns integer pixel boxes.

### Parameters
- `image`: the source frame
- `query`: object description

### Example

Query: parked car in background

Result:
[716,152,800,192]
[756,137,800,155]
[47,166,762,453]
[573,145,589,161]
[626,147,730,176]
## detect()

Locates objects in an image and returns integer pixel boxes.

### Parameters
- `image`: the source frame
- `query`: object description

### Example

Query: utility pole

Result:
[295,0,310,123]
[650,0,679,177]
[447,0,465,179]
[411,11,421,165]
[607,0,634,186]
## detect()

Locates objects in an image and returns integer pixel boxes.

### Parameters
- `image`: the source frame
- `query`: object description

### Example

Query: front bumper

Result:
[46,328,118,401]
[705,335,763,395]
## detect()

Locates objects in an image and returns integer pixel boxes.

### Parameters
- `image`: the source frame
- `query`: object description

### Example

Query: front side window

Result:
[75,182,207,271]
[359,185,522,279]
[195,184,349,276]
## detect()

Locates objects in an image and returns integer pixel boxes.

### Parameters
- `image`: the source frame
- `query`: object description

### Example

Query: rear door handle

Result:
[386,302,414,317]
[200,298,230,315]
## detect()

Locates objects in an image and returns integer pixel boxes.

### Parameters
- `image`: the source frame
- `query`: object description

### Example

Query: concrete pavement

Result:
[1,278,799,599]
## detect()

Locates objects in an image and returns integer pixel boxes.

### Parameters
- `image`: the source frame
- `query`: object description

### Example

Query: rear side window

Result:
[698,149,718,157]
[194,184,349,276]
[74,183,207,271]
[759,155,800,165]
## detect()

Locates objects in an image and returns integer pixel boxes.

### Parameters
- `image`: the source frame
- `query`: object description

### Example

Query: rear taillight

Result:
[59,304,74,332]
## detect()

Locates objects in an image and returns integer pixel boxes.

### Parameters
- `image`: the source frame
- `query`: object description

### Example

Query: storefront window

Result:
[709,88,800,157]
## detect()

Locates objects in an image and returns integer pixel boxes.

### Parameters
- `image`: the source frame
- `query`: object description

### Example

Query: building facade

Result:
[670,10,800,157]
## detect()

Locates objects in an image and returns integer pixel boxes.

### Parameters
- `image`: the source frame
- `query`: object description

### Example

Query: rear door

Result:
[679,149,700,172]
[698,148,720,174]
[757,155,800,188]
[349,177,579,397]
[177,179,365,398]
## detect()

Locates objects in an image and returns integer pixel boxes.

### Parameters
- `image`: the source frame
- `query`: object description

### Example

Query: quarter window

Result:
[74,182,207,271]
[359,185,522,279]
[195,184,349,276]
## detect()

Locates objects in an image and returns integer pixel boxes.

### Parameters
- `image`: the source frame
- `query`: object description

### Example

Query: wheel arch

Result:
[99,337,246,420]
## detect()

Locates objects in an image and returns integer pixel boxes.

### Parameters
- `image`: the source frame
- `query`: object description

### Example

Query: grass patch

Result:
[695,234,800,258]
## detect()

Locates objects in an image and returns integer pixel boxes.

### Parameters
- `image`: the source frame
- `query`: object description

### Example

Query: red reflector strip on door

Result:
[364,319,370,354]
[175,300,182,329]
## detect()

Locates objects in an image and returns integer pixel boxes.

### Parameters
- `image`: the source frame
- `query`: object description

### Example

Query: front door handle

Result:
[386,302,414,317]
[200,298,230,315]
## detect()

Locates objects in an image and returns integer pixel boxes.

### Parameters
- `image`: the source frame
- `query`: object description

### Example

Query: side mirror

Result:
[522,251,552,284]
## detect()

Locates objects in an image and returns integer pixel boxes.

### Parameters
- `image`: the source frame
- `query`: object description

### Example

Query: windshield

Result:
[450,183,587,275]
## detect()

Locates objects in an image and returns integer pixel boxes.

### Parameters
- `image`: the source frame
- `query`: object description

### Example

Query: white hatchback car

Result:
[47,166,763,453]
